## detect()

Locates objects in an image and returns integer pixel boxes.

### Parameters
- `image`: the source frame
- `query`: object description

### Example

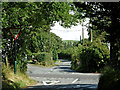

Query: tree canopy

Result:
[2,2,78,71]
[74,2,120,69]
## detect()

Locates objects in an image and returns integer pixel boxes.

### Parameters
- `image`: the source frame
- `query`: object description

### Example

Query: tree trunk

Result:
[110,4,119,69]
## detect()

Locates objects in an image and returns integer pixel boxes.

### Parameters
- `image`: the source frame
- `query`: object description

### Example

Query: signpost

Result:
[8,28,21,74]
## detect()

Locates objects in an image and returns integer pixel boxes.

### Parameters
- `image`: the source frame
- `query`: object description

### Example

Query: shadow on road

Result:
[59,59,71,62]
[23,84,97,90]
[52,65,76,73]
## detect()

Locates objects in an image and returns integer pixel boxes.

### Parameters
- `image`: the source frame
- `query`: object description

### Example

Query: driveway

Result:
[23,59,101,90]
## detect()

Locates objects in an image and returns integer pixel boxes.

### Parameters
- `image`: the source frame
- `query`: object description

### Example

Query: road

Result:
[23,59,101,90]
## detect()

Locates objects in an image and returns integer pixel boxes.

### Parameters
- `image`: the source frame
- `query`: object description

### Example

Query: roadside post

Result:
[9,28,21,74]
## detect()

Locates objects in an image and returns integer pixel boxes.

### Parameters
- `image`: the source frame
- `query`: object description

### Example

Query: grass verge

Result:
[28,60,58,67]
[2,63,37,90]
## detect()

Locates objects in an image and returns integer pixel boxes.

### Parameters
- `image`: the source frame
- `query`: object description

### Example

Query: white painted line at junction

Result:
[43,80,60,85]
[72,78,79,83]
[72,72,101,76]
[42,81,47,85]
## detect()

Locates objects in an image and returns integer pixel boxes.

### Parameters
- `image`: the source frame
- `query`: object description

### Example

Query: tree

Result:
[2,2,77,70]
[74,2,120,69]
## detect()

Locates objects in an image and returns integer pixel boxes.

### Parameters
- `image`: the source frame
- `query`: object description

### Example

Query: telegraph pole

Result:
[49,29,52,60]
[90,17,93,42]
[49,29,51,53]
[82,20,84,44]
[80,35,81,41]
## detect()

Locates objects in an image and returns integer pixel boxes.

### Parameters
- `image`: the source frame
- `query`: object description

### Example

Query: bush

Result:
[33,52,54,66]
[16,55,28,73]
[53,48,58,61]
[2,63,36,89]
[98,66,120,90]
[71,41,110,73]
[58,47,74,60]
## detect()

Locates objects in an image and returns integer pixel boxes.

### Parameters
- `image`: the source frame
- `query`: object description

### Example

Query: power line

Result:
[51,29,82,31]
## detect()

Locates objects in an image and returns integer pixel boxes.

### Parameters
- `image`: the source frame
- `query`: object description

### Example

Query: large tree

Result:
[74,2,120,69]
[2,2,78,70]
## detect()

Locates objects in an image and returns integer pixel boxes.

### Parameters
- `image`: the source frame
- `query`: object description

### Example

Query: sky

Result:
[50,18,90,41]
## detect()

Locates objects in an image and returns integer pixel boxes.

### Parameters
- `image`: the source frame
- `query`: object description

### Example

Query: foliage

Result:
[51,32,63,53]
[53,48,58,61]
[17,58,27,73]
[2,2,77,71]
[2,63,36,89]
[74,2,120,89]
[58,40,78,59]
[63,40,78,49]
[33,52,54,66]
[74,2,120,69]
[98,66,120,90]
[28,27,63,58]
[58,47,74,60]
[71,39,110,73]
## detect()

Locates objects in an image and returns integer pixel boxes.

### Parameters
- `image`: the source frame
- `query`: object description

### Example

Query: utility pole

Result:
[82,20,84,44]
[49,29,52,60]
[49,29,51,53]
[90,27,92,42]
[80,35,81,41]
[90,17,93,42]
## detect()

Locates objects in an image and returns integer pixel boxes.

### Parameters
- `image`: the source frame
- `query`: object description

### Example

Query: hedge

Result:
[53,48,58,61]
[58,48,74,60]
[33,52,53,66]
[98,66,120,90]
[71,42,110,73]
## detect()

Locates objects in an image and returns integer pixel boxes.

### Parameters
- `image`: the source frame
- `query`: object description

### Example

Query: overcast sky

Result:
[50,18,89,41]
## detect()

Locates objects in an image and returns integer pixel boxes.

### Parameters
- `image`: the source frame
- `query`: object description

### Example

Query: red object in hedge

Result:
[8,28,21,40]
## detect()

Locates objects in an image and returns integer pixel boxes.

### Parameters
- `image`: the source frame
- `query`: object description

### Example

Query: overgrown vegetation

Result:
[59,36,110,73]
[32,52,55,66]
[58,40,78,60]
[2,63,36,89]
[2,2,120,89]
[2,2,75,73]
[98,66,120,90]
[71,39,110,73]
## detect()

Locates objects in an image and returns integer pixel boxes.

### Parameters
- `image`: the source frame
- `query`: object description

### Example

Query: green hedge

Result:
[58,48,74,60]
[53,48,58,61]
[33,52,53,66]
[98,66,120,90]
[71,42,110,73]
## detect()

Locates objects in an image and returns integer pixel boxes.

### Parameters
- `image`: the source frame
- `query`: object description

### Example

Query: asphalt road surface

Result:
[23,59,101,90]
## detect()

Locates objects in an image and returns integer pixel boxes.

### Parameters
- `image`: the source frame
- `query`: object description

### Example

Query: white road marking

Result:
[42,80,60,85]
[42,81,47,85]
[72,78,79,83]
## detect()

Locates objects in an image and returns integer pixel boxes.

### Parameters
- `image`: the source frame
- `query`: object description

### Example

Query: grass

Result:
[2,63,37,90]
[28,59,58,67]
[30,63,57,67]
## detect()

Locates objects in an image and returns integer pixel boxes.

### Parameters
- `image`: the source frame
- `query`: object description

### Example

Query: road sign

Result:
[8,28,21,40]
[8,28,21,74]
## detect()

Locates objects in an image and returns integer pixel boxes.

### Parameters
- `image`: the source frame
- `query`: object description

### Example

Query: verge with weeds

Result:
[2,63,37,90]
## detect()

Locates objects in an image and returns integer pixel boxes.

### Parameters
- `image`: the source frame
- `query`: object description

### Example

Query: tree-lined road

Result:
[24,59,101,90]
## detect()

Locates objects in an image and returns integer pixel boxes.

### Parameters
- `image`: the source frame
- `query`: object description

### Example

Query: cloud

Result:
[51,19,89,41]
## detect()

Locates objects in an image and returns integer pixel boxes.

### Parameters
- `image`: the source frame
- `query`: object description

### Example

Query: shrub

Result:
[53,48,58,61]
[2,63,36,89]
[16,55,28,73]
[71,46,81,70]
[33,52,54,66]
[98,66,120,90]
[71,41,110,73]
[58,47,74,60]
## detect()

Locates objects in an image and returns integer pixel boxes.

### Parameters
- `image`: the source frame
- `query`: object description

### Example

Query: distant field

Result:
[62,40,78,43]
[62,40,79,46]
